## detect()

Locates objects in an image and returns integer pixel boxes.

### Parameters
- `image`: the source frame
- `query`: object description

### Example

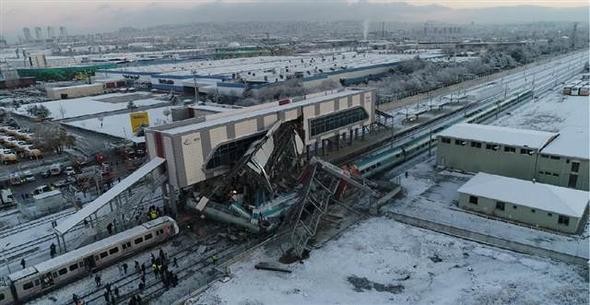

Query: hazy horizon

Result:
[1,0,588,41]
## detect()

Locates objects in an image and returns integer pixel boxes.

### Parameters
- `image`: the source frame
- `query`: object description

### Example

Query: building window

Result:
[100,252,108,258]
[547,213,552,217]
[513,205,518,209]
[496,201,505,211]
[470,141,482,148]
[441,137,451,144]
[145,233,153,240]
[520,148,533,155]
[134,237,143,245]
[23,282,34,290]
[206,132,264,170]
[69,264,79,271]
[58,268,67,275]
[552,173,559,177]
[541,154,549,158]
[558,215,570,226]
[309,107,369,137]
[571,162,580,173]
[531,209,536,213]
[504,146,516,153]
[109,247,119,255]
[550,155,560,160]
[485,144,498,150]
[455,139,465,146]
[468,196,478,205]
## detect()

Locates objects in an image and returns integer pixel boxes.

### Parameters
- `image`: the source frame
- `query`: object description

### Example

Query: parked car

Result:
[23,170,36,182]
[64,166,76,176]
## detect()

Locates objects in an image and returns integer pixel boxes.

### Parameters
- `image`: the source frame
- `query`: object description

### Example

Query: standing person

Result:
[103,290,109,303]
[107,222,113,235]
[117,264,123,275]
[134,260,140,273]
[114,286,120,298]
[141,263,146,275]
[173,257,178,268]
[122,262,128,274]
[50,243,57,258]
[94,274,102,287]
[20,258,25,269]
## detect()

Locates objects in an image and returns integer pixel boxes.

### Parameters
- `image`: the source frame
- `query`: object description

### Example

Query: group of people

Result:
[149,249,179,290]
[64,248,178,304]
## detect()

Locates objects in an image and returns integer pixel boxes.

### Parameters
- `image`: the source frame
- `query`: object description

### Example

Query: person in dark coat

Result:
[94,274,101,287]
[50,243,57,258]
[20,258,25,269]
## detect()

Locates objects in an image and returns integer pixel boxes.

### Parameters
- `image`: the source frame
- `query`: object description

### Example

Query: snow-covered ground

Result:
[186,70,590,305]
[6,92,165,120]
[195,218,588,305]
[65,105,181,142]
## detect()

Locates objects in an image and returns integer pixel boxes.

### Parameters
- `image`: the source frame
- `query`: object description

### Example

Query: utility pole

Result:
[192,70,199,104]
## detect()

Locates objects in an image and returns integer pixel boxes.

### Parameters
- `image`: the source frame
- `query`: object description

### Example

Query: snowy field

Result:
[65,105,181,142]
[195,218,588,305]
[188,74,590,305]
[6,92,166,120]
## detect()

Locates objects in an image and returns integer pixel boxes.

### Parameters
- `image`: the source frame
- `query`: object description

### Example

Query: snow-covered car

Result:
[23,170,36,182]
[64,166,76,176]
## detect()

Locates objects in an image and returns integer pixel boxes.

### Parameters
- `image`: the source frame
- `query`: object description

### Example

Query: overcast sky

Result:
[0,0,588,40]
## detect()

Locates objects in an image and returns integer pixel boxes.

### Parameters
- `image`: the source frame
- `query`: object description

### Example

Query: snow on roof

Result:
[541,127,589,160]
[158,88,366,136]
[439,123,558,149]
[64,105,180,142]
[8,92,163,120]
[458,172,589,218]
[54,157,166,234]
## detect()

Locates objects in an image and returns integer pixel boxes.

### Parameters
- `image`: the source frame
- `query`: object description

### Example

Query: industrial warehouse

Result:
[458,172,589,234]
[99,51,440,97]
[437,123,589,191]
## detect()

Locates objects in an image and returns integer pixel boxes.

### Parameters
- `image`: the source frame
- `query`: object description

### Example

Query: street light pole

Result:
[192,70,199,104]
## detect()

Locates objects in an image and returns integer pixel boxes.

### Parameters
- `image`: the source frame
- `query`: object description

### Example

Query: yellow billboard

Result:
[130,111,150,133]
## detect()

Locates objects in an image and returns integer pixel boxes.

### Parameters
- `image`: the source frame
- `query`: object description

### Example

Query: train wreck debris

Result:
[187,120,305,232]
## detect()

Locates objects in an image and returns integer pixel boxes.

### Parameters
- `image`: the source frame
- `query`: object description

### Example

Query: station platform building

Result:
[145,88,376,189]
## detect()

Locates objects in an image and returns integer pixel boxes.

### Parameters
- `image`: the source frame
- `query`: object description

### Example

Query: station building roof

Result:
[438,123,558,150]
[458,172,589,218]
[153,88,369,136]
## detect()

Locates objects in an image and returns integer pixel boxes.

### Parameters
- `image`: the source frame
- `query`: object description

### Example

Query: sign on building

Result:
[130,111,150,133]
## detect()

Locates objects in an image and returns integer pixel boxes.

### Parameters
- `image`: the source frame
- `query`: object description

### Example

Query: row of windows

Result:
[541,154,561,160]
[539,171,560,177]
[469,197,571,226]
[22,229,165,291]
[309,107,368,137]
[444,137,534,155]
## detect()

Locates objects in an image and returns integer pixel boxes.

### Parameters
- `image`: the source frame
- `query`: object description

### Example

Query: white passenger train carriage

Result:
[0,216,179,305]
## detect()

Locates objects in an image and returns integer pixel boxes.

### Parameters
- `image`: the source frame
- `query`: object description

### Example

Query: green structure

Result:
[17,63,117,82]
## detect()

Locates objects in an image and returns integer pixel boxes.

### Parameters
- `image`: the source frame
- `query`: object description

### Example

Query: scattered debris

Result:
[347,275,404,294]
[429,254,443,263]
[255,262,292,273]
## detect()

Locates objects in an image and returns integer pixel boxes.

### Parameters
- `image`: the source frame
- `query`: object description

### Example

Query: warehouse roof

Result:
[541,128,589,160]
[438,123,558,149]
[458,172,589,218]
[157,88,367,136]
